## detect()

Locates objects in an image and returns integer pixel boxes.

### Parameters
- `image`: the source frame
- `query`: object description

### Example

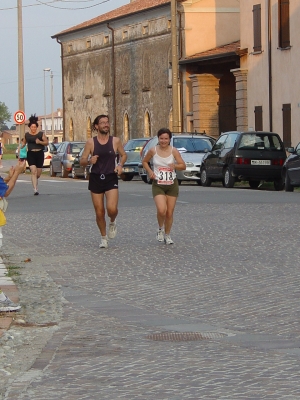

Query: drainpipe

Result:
[56,38,65,140]
[268,0,273,132]
[171,0,180,132]
[107,23,117,136]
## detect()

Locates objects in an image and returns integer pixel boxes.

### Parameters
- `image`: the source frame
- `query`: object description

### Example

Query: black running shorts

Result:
[88,173,118,194]
[27,150,44,168]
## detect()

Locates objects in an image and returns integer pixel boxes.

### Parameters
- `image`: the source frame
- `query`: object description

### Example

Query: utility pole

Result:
[17,0,25,141]
[43,68,51,137]
[51,71,54,142]
[171,0,180,132]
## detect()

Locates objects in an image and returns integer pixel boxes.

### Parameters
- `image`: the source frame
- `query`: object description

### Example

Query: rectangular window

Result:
[279,0,290,48]
[122,30,128,40]
[282,104,291,147]
[253,4,262,52]
[104,35,109,44]
[86,40,91,49]
[143,25,149,35]
[68,44,73,53]
[254,106,263,131]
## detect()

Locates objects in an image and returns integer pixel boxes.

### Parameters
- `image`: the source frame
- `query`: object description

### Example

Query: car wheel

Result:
[196,180,202,186]
[274,179,284,191]
[200,167,211,187]
[120,174,134,181]
[50,164,56,177]
[223,167,235,188]
[284,170,294,192]
[178,180,182,185]
[84,168,89,180]
[249,180,260,189]
[61,164,69,178]
[141,175,148,183]
[71,166,77,179]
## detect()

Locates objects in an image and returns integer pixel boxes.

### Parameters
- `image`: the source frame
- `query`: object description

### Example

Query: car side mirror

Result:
[287,147,295,153]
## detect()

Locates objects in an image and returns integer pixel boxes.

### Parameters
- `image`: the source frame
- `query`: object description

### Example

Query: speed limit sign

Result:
[14,110,26,125]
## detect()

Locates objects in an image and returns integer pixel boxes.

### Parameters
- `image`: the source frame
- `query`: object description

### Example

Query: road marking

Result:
[177,200,189,204]
[130,194,144,196]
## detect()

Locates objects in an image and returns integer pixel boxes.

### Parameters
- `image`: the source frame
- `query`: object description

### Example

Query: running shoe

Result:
[34,189,39,196]
[164,234,174,245]
[156,229,164,242]
[0,295,21,312]
[99,236,108,248]
[108,221,117,239]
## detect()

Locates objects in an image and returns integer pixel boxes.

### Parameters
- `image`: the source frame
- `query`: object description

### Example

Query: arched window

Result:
[144,111,151,137]
[69,118,74,141]
[87,117,92,139]
[169,109,173,131]
[123,113,129,143]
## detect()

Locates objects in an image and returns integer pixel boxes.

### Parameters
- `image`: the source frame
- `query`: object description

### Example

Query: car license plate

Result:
[251,160,271,165]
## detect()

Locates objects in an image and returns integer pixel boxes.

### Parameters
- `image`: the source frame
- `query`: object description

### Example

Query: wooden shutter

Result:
[253,5,262,52]
[254,106,263,131]
[279,0,290,48]
[282,104,291,147]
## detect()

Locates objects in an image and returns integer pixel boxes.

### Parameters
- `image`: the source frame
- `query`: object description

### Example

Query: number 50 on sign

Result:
[14,110,26,125]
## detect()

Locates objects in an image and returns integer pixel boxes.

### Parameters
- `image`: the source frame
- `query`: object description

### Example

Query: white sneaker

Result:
[99,236,108,248]
[164,234,174,245]
[0,295,21,312]
[108,221,117,239]
[156,229,164,242]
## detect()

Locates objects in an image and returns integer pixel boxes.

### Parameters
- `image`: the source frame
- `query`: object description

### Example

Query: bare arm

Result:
[80,139,94,167]
[142,148,156,180]
[4,161,25,197]
[169,148,186,171]
[114,137,127,175]
[36,132,48,146]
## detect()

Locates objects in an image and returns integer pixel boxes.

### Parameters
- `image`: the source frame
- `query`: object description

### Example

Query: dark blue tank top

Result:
[91,136,116,175]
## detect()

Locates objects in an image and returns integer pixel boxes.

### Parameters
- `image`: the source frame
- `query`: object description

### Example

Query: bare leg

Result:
[105,189,119,223]
[91,192,106,236]
[0,155,3,168]
[164,195,177,234]
[154,194,167,228]
[30,165,38,191]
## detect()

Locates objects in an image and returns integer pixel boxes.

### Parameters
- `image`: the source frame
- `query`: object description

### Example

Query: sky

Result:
[0,0,128,127]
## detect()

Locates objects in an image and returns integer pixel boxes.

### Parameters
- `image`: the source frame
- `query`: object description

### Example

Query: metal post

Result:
[43,68,50,137]
[171,0,180,132]
[17,0,25,142]
[51,71,54,142]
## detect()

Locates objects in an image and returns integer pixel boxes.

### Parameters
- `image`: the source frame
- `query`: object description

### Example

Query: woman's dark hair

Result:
[28,114,39,128]
[92,114,109,131]
[157,128,172,140]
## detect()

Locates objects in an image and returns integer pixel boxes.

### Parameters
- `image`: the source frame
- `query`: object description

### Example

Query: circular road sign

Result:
[14,110,26,125]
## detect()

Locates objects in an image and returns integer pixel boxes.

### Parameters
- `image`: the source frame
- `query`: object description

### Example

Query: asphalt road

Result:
[1,172,300,399]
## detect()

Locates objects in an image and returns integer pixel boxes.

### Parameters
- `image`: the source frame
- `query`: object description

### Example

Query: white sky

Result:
[0,0,128,127]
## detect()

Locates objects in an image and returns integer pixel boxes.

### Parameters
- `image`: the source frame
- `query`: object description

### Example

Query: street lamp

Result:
[43,68,51,137]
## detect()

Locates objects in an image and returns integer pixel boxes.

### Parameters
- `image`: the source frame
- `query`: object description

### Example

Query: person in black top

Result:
[24,114,48,195]
[80,115,127,248]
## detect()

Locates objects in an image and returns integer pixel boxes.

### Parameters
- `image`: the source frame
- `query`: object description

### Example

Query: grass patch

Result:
[5,264,22,277]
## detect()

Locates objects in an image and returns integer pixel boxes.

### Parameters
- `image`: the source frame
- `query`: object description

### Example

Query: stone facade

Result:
[55,4,173,141]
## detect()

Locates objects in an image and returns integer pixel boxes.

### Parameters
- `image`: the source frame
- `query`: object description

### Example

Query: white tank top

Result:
[153,146,176,185]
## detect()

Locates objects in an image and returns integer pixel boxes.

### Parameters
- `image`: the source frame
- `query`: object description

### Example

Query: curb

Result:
[0,256,20,338]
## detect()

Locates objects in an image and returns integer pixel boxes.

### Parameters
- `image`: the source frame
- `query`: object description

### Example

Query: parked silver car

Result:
[139,133,215,184]
[50,141,85,178]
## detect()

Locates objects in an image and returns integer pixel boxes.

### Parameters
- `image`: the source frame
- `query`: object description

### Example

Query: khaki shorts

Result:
[152,178,179,198]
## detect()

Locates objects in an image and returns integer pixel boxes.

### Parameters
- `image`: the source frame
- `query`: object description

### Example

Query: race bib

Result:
[157,167,175,185]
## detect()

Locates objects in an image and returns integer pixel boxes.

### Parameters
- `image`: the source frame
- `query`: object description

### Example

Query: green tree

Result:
[0,102,11,125]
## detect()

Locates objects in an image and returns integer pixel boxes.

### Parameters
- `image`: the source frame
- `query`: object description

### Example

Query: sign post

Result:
[14,110,26,150]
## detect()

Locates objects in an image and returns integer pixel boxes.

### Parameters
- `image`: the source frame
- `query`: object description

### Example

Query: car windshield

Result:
[70,143,85,153]
[238,134,283,151]
[124,139,149,152]
[173,137,214,153]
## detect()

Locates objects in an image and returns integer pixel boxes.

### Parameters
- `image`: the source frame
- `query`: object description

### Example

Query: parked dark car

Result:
[120,137,150,181]
[50,141,85,178]
[138,133,215,184]
[71,148,90,180]
[200,131,286,190]
[282,143,300,191]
